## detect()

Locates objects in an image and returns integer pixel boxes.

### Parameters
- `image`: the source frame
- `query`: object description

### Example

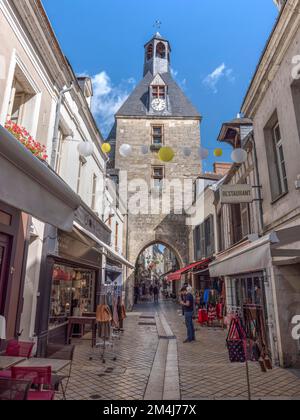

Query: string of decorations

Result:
[101,142,248,164]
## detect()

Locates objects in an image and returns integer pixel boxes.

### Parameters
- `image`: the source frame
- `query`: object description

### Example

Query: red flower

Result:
[4,120,48,161]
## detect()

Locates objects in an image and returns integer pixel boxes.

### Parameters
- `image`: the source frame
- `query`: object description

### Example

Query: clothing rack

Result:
[92,284,122,364]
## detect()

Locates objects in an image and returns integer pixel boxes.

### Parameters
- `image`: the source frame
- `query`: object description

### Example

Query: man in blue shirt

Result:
[180,286,195,343]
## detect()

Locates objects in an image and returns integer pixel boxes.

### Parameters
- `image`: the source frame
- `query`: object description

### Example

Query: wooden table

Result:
[16,358,70,374]
[67,317,97,347]
[0,356,26,371]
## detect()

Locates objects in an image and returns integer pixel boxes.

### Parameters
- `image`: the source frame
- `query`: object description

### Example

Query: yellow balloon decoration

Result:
[101,143,111,154]
[214,148,223,157]
[158,147,175,162]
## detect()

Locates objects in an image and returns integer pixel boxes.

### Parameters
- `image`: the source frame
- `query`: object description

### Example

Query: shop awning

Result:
[166,258,212,282]
[0,126,81,231]
[74,222,135,269]
[209,233,279,277]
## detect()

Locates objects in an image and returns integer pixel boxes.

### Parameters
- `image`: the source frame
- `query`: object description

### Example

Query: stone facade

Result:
[112,35,202,307]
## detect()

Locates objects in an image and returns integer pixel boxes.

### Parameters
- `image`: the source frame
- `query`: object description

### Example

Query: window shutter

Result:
[209,214,215,256]
[200,223,206,259]
[241,203,250,237]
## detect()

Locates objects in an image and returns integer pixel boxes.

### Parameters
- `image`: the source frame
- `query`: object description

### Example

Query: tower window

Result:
[152,86,166,99]
[152,166,164,191]
[147,44,153,61]
[152,125,164,145]
[156,42,166,59]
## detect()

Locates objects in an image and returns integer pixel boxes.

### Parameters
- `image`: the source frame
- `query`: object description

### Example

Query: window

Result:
[152,86,166,99]
[147,44,153,61]
[152,125,164,145]
[91,174,97,210]
[115,222,119,250]
[194,225,201,260]
[231,204,243,245]
[241,203,250,237]
[273,122,288,196]
[152,166,164,191]
[156,42,166,59]
[217,212,224,252]
[55,130,65,174]
[7,76,35,129]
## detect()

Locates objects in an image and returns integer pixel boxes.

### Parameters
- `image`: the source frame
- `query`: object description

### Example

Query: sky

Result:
[42,0,278,170]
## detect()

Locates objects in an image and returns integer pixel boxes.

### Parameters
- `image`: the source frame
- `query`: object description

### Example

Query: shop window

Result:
[152,166,164,191]
[50,265,96,328]
[152,125,164,145]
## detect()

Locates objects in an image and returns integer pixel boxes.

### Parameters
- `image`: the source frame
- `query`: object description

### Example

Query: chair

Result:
[0,378,32,400]
[46,344,75,400]
[4,340,34,358]
[0,340,35,379]
[11,366,55,400]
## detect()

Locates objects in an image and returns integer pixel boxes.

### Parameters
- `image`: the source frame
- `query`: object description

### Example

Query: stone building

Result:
[109,33,202,307]
[240,0,300,367]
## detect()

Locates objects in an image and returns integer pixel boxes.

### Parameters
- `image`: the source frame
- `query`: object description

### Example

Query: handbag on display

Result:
[96,304,112,323]
[226,318,247,363]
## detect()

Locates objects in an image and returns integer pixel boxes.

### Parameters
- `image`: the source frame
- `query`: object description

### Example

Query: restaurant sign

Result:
[220,185,253,204]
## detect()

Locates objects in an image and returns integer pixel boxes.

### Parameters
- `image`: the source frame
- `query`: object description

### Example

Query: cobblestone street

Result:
[63,301,300,401]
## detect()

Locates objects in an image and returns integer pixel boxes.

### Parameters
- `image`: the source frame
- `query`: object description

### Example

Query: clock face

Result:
[152,98,166,112]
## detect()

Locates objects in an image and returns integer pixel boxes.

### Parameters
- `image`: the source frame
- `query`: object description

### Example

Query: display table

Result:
[67,317,97,347]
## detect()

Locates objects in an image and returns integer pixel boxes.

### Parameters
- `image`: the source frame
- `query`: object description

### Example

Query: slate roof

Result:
[115,71,201,118]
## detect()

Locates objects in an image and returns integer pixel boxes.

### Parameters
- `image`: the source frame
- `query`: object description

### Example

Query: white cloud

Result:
[91,71,134,136]
[171,67,187,91]
[203,63,235,93]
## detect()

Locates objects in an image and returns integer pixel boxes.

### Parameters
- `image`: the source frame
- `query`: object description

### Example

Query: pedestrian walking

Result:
[153,284,159,304]
[180,286,195,343]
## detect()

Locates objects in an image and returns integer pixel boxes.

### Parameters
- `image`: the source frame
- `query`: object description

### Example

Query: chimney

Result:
[213,162,232,176]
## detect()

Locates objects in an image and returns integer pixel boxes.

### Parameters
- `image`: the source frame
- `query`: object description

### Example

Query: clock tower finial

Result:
[144,33,171,77]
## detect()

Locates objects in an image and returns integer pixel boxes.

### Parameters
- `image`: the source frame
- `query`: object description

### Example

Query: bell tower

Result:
[144,33,171,76]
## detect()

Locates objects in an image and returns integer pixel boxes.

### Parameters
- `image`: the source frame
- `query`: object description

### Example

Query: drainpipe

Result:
[50,84,74,169]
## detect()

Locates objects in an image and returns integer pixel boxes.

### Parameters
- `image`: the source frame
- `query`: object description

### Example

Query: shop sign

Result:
[220,185,253,204]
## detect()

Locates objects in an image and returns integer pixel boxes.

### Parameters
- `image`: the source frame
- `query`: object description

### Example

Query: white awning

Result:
[209,233,279,277]
[74,221,135,269]
[0,126,81,231]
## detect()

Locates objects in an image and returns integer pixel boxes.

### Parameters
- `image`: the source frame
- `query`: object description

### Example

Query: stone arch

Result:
[135,239,184,270]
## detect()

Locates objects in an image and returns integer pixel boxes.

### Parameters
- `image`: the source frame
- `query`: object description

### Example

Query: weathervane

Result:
[153,20,162,30]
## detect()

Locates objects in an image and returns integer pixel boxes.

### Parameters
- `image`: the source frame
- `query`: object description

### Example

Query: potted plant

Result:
[4,120,48,161]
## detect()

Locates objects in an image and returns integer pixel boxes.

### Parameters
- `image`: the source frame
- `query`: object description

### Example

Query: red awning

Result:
[166,258,212,282]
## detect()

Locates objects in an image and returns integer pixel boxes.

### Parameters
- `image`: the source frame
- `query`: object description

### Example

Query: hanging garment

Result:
[96,305,112,323]
[208,304,217,322]
[203,289,210,304]
[112,297,119,329]
[0,316,6,340]
[98,322,111,339]
[216,303,224,320]
[198,309,208,325]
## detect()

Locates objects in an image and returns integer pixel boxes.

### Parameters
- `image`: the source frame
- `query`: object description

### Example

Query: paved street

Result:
[63,301,300,401]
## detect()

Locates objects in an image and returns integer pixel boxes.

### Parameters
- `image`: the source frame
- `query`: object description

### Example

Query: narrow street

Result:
[63,301,300,401]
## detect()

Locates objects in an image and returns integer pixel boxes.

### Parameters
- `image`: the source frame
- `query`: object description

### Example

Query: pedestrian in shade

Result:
[180,286,196,343]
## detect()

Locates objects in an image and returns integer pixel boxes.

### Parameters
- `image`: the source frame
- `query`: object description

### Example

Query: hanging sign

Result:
[220,185,253,204]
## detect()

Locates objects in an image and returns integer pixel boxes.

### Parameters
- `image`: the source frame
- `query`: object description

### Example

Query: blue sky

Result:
[42,0,278,170]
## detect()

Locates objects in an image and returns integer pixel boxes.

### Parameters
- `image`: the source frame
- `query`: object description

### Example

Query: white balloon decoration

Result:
[199,147,209,160]
[231,148,247,164]
[140,145,149,155]
[183,147,192,157]
[120,144,132,157]
[77,141,94,157]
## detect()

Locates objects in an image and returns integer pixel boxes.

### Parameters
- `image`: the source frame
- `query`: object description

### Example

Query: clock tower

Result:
[108,34,202,308]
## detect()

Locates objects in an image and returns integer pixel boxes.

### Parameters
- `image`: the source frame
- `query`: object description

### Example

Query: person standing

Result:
[180,286,195,343]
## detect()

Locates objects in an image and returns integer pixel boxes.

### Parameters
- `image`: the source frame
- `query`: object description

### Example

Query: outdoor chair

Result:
[4,339,34,358]
[0,340,35,379]
[11,366,55,400]
[0,378,32,400]
[46,343,75,400]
